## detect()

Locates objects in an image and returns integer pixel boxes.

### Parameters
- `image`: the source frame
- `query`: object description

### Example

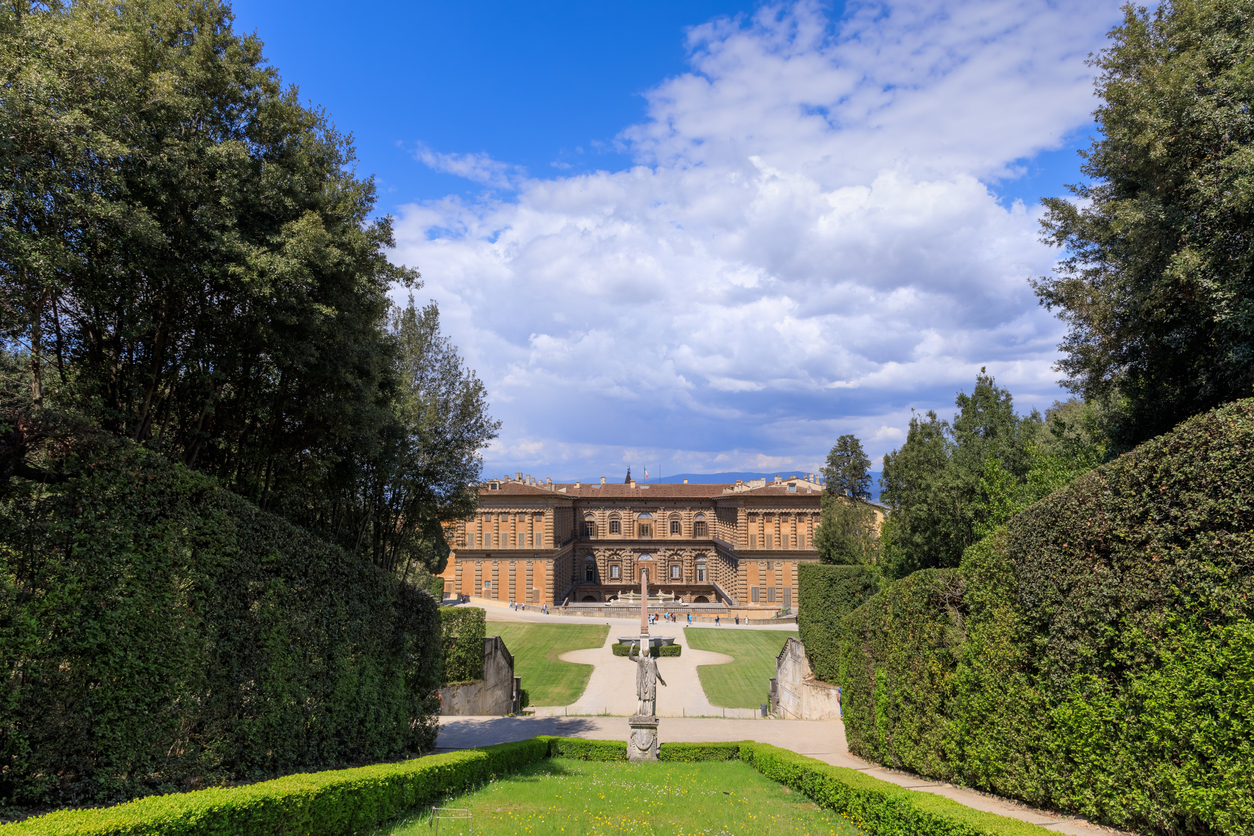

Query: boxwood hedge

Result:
[837,398,1254,836]
[610,642,682,657]
[797,564,880,682]
[439,607,486,683]
[0,444,442,808]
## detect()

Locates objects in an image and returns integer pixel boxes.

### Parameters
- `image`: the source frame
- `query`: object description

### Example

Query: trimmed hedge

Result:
[740,743,1049,836]
[611,643,682,657]
[9,739,550,836]
[658,742,745,762]
[837,398,1254,836]
[797,564,880,682]
[439,607,486,684]
[429,576,446,602]
[0,444,441,808]
[17,737,1057,836]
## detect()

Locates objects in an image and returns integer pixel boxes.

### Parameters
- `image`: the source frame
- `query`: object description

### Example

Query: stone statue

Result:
[629,642,666,717]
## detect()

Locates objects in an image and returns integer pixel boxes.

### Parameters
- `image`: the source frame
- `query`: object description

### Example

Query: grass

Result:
[685,628,798,708]
[376,758,862,836]
[489,623,610,706]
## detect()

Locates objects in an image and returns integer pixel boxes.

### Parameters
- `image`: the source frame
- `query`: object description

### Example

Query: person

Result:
[735,615,740,626]
[715,615,720,627]
[687,613,692,625]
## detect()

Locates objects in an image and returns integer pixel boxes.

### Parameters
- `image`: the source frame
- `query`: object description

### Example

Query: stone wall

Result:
[770,636,841,720]
[438,635,520,716]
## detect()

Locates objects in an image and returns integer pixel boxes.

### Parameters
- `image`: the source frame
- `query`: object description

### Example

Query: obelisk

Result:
[639,565,649,641]
[628,562,660,761]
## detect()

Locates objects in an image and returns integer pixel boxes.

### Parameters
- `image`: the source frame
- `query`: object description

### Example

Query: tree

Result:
[814,494,879,565]
[1036,0,1254,447]
[821,434,872,500]
[878,370,1039,579]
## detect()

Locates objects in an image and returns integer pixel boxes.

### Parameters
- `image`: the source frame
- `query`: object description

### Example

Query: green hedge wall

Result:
[0,444,441,808]
[429,576,446,601]
[837,398,1254,836]
[797,564,881,682]
[611,643,682,657]
[439,607,486,683]
[10,739,549,836]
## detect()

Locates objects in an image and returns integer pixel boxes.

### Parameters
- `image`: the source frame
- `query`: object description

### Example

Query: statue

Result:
[629,642,667,717]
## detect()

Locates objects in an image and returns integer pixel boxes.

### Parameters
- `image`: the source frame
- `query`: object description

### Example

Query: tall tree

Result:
[821,434,872,500]
[879,370,1039,579]
[1036,0,1254,446]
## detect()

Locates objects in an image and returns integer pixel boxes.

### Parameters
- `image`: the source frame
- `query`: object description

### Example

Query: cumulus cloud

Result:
[392,0,1124,480]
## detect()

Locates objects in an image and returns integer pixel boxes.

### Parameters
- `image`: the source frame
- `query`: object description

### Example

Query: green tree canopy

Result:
[1036,0,1254,446]
[0,0,495,576]
[821,434,872,500]
[878,370,1041,578]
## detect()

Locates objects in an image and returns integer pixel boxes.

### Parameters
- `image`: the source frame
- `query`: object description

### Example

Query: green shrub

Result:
[10,740,549,836]
[0,444,441,808]
[518,689,530,710]
[798,564,880,682]
[659,742,745,762]
[611,643,682,657]
[740,742,1049,836]
[541,737,627,761]
[837,398,1254,836]
[429,576,446,601]
[439,608,486,683]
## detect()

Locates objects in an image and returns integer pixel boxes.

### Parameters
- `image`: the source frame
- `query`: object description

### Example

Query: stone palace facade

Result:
[439,472,874,612]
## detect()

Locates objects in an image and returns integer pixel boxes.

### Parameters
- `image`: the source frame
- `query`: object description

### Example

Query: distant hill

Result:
[586,470,883,501]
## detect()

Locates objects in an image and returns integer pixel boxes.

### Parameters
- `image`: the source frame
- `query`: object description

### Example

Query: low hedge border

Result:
[610,643,682,657]
[739,742,1051,836]
[13,737,1055,836]
[8,739,549,836]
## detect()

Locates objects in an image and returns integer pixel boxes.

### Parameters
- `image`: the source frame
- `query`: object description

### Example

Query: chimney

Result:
[683,478,688,484]
[546,477,552,485]
[516,472,523,481]
[575,481,581,488]
[774,475,782,483]
[601,476,606,485]
[630,480,636,489]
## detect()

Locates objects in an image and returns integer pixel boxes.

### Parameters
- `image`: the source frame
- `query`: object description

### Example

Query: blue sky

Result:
[231,0,1122,482]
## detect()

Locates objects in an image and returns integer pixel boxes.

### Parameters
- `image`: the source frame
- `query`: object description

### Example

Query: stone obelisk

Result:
[628,563,661,762]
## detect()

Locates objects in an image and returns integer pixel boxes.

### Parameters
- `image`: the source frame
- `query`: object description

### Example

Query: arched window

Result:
[695,556,707,583]
[670,519,681,535]
[609,518,620,534]
[636,512,653,538]
[583,514,597,539]
[670,563,681,580]
[693,513,707,538]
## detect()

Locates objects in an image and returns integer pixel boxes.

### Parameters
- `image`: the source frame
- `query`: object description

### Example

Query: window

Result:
[693,521,707,537]
[768,587,776,602]
[609,519,620,534]
[670,564,681,579]
[750,533,757,548]
[610,565,620,579]
[670,520,681,535]
[696,564,706,583]
[585,566,594,582]
[638,523,652,538]
[536,533,544,548]
[751,587,759,602]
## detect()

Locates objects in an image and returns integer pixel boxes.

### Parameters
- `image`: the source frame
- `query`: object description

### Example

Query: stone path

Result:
[436,715,1133,836]
[532,623,758,718]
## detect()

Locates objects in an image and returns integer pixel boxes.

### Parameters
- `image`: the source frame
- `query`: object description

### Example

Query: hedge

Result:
[0,443,441,808]
[611,643,682,657]
[740,743,1050,836]
[439,607,486,683]
[797,564,880,682]
[8,739,550,836]
[428,576,446,601]
[837,398,1254,836]
[14,738,1058,836]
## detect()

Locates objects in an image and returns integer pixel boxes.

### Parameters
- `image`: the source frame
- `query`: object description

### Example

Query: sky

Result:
[229,0,1125,482]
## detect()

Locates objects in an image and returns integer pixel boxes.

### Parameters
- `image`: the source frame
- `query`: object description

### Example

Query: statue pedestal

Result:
[627,715,659,762]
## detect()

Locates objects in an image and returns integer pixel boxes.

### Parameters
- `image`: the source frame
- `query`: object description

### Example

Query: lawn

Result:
[685,628,798,708]
[489,623,609,706]
[376,758,862,836]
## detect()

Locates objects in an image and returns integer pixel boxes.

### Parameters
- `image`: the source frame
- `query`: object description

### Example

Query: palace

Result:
[439,471,873,613]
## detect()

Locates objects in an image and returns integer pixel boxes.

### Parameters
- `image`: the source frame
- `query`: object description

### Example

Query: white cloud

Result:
[392,0,1123,480]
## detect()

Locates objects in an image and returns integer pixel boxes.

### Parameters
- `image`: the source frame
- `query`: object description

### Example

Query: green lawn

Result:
[377,758,861,836]
[685,628,798,708]
[489,623,609,706]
